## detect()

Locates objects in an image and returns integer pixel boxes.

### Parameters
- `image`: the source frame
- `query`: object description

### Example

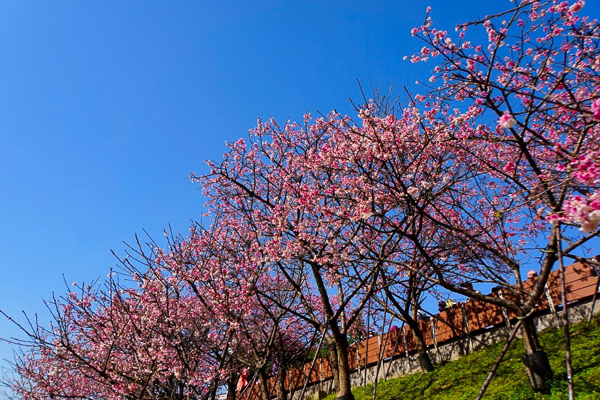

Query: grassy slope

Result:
[322,316,600,400]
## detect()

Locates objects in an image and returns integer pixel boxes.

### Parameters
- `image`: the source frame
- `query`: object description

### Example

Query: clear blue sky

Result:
[1,0,599,376]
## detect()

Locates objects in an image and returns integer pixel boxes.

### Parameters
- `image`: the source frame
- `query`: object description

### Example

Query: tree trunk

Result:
[328,340,340,394]
[404,311,434,373]
[512,247,555,394]
[413,329,434,372]
[207,379,219,400]
[334,334,355,400]
[226,375,238,400]
[521,315,553,393]
[258,367,271,400]
[276,368,287,400]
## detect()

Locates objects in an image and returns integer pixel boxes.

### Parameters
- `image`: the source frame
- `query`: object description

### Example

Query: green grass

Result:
[321,316,600,400]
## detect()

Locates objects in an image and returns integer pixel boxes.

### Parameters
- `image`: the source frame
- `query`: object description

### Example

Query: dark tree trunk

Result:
[207,380,219,400]
[258,367,271,400]
[518,234,556,392]
[413,330,434,372]
[333,334,354,400]
[521,315,553,393]
[227,375,238,400]
[276,367,287,400]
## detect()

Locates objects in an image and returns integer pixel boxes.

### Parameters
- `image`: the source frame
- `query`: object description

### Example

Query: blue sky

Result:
[1,0,599,377]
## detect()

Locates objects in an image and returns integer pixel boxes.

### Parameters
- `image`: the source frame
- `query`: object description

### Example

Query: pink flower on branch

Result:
[591,98,600,120]
[569,1,585,13]
[407,186,419,196]
[558,192,600,233]
[497,112,517,129]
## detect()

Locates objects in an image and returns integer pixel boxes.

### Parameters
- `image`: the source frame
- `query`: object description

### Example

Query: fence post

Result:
[497,289,512,330]
[460,303,473,353]
[319,359,322,391]
[402,327,409,358]
[430,318,440,361]
[356,346,361,374]
[544,283,560,326]
[589,263,600,322]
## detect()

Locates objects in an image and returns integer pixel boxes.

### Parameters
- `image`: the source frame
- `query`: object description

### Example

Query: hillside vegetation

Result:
[322,316,600,400]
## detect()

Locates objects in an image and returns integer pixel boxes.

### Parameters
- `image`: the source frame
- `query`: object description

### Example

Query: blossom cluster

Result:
[7,1,600,399]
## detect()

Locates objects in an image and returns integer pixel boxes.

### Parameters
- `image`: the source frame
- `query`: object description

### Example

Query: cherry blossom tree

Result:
[5,2,600,399]
[158,224,314,400]
[3,225,312,400]
[4,272,226,399]
[198,115,407,400]
[333,0,600,391]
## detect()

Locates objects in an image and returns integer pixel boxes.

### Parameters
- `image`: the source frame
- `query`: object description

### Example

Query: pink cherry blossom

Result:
[592,98,600,120]
[497,112,517,129]
[569,1,584,13]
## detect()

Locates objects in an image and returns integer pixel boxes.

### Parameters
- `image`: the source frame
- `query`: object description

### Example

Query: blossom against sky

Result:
[1,0,599,374]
